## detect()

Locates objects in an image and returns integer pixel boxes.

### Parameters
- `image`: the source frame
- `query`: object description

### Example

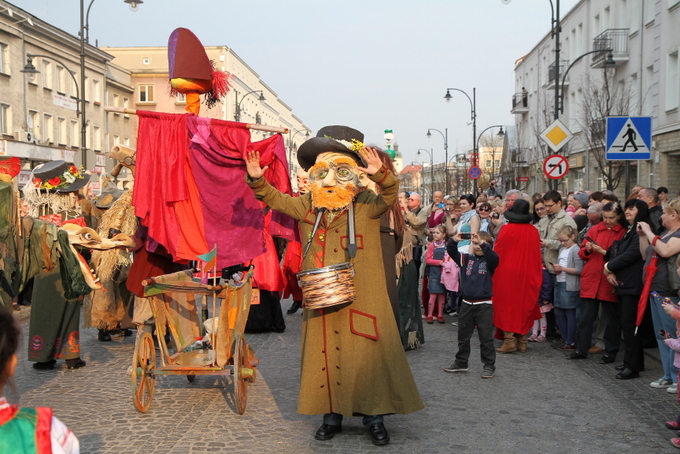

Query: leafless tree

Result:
[576,67,632,191]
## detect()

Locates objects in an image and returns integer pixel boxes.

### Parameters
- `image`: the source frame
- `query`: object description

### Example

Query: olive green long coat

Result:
[249,167,423,417]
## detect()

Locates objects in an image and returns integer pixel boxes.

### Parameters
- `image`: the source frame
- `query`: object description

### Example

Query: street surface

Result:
[9,300,680,453]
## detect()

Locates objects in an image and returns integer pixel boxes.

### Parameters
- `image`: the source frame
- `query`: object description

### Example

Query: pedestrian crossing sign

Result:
[606,117,652,160]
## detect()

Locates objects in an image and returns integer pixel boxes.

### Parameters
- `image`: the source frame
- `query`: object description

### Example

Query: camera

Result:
[660,330,671,339]
[490,182,495,187]
[492,212,500,219]
[437,203,445,209]
[459,233,472,240]
[444,207,451,212]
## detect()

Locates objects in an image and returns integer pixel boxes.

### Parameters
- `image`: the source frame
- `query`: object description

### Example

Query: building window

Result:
[57,117,67,145]
[71,120,79,147]
[124,137,130,146]
[42,60,52,90]
[92,79,101,104]
[43,114,53,143]
[56,66,67,94]
[644,0,655,23]
[112,93,120,107]
[176,93,186,103]
[0,43,8,74]
[630,0,640,34]
[485,160,492,168]
[93,126,101,151]
[644,65,654,115]
[142,58,150,65]
[138,84,154,103]
[667,51,679,111]
[28,110,39,140]
[123,97,129,109]
[83,75,89,101]
[113,134,119,144]
[0,104,10,135]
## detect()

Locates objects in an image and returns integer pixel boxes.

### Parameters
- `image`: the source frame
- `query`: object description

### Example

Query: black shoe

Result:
[287,300,302,315]
[66,359,86,370]
[615,364,625,371]
[615,368,640,380]
[369,422,390,446]
[121,329,133,337]
[567,351,587,360]
[98,329,112,342]
[32,360,56,370]
[314,424,342,440]
[600,355,615,364]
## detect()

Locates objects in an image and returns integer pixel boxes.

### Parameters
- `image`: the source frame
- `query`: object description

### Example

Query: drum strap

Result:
[303,208,325,259]
[347,203,357,258]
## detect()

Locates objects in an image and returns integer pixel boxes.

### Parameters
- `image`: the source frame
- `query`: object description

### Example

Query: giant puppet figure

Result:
[245,126,423,446]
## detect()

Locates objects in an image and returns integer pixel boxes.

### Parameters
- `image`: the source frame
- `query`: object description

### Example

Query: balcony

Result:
[591,29,629,68]
[511,92,529,114]
[546,59,570,89]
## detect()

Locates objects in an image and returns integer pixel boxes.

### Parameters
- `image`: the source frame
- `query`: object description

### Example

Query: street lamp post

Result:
[234,90,265,122]
[22,54,83,160]
[288,128,309,174]
[426,128,448,194]
[443,87,477,194]
[417,148,433,201]
[475,125,505,183]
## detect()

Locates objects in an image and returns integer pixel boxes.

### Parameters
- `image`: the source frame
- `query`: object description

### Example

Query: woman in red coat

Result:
[568,202,625,362]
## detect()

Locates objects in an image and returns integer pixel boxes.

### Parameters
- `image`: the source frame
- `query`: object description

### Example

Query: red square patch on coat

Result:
[349,308,379,341]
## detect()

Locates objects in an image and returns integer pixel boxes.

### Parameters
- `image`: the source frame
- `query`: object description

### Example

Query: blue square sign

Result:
[606,117,652,160]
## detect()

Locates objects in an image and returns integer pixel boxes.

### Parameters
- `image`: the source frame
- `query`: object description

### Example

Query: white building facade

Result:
[505,0,680,198]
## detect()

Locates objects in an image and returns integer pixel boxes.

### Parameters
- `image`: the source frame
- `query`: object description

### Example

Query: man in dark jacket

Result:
[638,188,663,234]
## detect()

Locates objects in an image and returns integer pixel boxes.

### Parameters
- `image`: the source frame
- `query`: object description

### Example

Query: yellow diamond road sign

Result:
[540,119,573,153]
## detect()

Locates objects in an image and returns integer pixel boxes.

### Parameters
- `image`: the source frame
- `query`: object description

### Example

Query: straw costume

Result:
[246,126,422,446]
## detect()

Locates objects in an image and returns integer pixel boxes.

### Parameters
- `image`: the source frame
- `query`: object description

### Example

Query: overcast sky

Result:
[11,0,580,170]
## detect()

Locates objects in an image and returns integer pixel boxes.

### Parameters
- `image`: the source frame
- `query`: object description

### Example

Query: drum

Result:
[297,262,356,310]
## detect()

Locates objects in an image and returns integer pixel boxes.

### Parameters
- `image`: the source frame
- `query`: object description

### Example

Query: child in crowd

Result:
[425,224,449,324]
[528,266,553,342]
[551,225,584,350]
[444,231,499,378]
[0,305,80,453]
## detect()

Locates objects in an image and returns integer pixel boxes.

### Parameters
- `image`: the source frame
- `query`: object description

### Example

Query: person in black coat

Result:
[603,199,649,379]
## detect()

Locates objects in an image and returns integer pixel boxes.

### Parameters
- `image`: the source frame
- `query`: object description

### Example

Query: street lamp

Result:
[417,148,433,201]
[234,90,265,122]
[426,128,448,193]
[288,128,310,173]
[475,125,505,183]
[558,49,615,114]
[22,54,83,159]
[443,87,477,193]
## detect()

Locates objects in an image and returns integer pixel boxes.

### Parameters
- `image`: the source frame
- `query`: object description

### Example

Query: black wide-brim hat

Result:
[504,198,533,224]
[297,125,367,171]
[33,160,90,193]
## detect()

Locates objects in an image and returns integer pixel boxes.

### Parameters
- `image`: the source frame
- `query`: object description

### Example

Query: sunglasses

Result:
[478,208,490,212]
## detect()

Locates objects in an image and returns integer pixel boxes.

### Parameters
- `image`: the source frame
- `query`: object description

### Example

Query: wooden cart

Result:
[131,269,258,414]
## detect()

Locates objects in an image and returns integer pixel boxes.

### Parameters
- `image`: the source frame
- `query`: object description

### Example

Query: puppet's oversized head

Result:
[168,28,231,115]
[297,126,366,211]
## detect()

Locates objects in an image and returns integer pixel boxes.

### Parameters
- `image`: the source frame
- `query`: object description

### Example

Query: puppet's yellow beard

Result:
[310,184,355,211]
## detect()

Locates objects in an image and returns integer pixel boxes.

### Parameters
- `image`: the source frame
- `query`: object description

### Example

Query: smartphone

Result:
[438,203,445,209]
[660,330,671,339]
[584,235,598,245]
[459,233,472,240]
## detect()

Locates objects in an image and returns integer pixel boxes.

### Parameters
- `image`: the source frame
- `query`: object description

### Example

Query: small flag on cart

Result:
[198,245,217,284]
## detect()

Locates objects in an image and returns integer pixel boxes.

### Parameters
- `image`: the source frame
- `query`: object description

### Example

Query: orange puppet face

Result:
[308,152,359,211]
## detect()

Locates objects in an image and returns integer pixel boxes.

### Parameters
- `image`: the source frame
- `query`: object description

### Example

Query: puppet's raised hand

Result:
[245,151,269,179]
[357,147,382,176]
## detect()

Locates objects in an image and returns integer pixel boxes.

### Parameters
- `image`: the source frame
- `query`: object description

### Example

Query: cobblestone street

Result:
[9,300,680,453]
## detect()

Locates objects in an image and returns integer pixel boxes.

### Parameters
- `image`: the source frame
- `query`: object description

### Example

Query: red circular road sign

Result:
[468,166,482,180]
[542,154,569,180]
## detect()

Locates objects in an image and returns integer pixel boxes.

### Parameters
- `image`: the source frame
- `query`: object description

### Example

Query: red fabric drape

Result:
[492,223,543,336]
[134,111,190,258]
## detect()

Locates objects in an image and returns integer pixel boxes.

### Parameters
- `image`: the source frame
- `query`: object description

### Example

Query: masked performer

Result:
[22,161,93,370]
[245,126,423,446]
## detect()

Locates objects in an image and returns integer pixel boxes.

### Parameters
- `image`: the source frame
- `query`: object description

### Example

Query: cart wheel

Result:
[187,375,195,383]
[131,332,156,412]
[233,335,249,415]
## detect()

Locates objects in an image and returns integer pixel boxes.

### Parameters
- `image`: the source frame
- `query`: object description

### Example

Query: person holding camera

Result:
[452,194,480,254]
[487,179,499,199]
